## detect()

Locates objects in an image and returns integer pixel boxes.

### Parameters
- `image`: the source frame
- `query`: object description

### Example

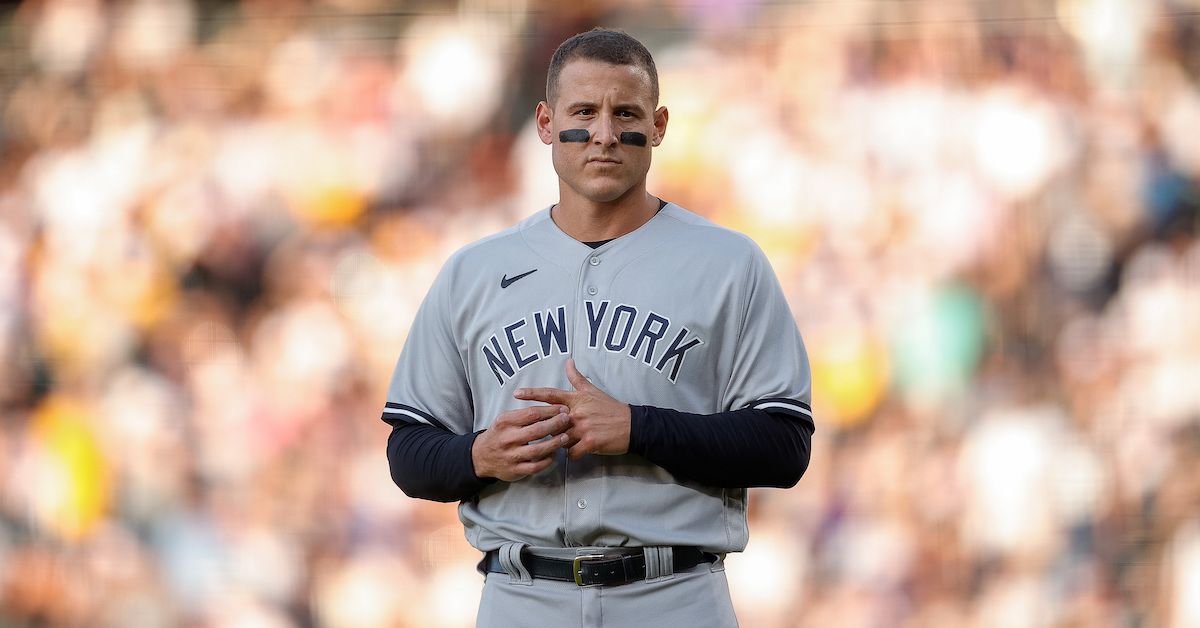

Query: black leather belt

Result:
[484,547,717,587]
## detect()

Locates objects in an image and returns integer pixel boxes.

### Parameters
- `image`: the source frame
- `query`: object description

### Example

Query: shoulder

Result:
[655,203,768,264]
[441,207,555,270]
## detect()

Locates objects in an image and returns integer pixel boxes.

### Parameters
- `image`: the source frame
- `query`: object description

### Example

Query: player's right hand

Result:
[471,404,571,482]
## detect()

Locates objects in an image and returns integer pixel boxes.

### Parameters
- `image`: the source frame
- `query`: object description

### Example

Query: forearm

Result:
[628,406,813,488]
[386,421,497,502]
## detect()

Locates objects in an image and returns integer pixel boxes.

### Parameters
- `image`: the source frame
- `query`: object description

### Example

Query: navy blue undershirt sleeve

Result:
[627,405,813,489]
[385,401,812,501]
[386,421,497,502]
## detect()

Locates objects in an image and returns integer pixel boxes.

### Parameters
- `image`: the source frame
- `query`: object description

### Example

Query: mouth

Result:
[587,155,622,165]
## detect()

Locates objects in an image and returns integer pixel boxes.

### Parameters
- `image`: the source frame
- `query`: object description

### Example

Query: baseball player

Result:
[381,28,814,627]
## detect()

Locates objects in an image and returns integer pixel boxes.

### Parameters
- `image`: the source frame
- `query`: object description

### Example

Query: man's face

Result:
[536,59,667,205]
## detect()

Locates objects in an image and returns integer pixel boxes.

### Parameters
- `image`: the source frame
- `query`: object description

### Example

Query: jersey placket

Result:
[563,249,609,545]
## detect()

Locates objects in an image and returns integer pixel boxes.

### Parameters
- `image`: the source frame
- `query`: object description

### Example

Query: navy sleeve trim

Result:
[382,402,454,432]
[748,398,814,425]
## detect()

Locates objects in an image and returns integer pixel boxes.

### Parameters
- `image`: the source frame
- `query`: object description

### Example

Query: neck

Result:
[552,189,660,242]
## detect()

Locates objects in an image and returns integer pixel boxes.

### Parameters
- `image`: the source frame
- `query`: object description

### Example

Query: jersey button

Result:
[577,499,588,509]
[589,257,600,266]
[587,286,597,296]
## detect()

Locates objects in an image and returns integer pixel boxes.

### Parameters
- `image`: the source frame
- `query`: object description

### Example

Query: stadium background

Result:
[1,0,1199,626]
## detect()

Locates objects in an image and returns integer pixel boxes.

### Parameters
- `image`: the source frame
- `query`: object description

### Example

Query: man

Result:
[381,28,814,627]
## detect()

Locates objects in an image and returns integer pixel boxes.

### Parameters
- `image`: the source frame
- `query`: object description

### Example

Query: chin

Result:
[585,191,630,204]
[580,181,638,204]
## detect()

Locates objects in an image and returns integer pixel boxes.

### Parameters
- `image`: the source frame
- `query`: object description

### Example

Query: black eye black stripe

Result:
[559,129,589,142]
[557,130,649,146]
[619,132,647,146]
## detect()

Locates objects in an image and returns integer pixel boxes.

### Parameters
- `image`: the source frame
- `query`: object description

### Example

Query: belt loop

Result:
[498,541,532,585]
[643,546,674,582]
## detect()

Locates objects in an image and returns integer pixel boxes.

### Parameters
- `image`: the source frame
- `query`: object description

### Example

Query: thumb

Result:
[565,358,592,391]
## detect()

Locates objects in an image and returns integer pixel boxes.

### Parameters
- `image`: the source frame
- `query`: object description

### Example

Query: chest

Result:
[455,249,744,402]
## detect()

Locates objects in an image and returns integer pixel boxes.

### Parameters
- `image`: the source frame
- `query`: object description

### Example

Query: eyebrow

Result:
[565,100,647,115]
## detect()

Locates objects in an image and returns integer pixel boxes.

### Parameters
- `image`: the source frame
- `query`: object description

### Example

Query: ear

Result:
[536,101,554,146]
[651,106,668,147]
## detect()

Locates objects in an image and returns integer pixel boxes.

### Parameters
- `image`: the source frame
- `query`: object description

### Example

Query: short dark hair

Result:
[545,28,659,107]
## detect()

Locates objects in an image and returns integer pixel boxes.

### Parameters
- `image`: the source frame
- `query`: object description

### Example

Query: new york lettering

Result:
[483,301,703,386]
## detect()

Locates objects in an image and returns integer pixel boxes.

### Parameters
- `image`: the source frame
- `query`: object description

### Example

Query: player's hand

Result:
[515,359,631,461]
[472,404,570,482]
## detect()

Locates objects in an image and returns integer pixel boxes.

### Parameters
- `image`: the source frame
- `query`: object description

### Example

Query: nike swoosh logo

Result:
[500,269,537,288]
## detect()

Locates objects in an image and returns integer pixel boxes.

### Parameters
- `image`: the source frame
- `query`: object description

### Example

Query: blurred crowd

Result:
[1,0,1199,626]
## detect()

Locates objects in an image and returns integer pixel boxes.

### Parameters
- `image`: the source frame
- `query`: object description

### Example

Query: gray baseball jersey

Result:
[383,202,812,554]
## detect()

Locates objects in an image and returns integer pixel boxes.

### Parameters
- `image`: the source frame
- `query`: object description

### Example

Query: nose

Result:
[591,117,618,146]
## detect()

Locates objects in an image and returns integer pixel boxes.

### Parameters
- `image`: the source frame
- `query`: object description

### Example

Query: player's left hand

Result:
[514,359,631,461]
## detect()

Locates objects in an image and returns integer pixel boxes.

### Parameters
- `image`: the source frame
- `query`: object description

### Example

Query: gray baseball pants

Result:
[475,544,740,628]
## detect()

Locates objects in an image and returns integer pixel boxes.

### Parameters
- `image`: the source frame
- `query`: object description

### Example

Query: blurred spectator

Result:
[1,0,1198,626]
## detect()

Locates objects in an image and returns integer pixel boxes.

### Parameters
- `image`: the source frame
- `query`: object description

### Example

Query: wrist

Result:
[469,430,493,480]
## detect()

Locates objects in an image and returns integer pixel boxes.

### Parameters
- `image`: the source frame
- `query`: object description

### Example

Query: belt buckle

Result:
[572,554,609,587]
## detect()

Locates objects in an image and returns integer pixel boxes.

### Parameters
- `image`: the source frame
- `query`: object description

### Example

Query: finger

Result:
[515,386,574,405]
[564,358,593,392]
[526,404,570,425]
[515,454,558,477]
[566,442,588,461]
[562,423,587,460]
[518,411,569,443]
[499,404,568,428]
[522,431,570,461]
